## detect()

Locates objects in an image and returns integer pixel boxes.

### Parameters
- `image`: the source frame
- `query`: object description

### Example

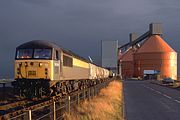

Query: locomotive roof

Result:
[17,40,89,62]
[16,40,60,49]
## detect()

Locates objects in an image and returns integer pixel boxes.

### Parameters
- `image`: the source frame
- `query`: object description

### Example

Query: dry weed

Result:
[64,80,123,120]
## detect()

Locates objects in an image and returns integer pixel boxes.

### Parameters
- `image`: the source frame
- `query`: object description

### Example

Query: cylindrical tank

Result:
[134,35,177,80]
[120,48,134,79]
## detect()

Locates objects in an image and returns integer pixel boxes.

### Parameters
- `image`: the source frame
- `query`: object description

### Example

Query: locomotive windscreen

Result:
[16,49,33,59]
[34,49,51,59]
[16,48,52,59]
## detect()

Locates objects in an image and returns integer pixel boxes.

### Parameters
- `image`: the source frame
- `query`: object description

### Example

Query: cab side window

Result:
[63,55,73,67]
[55,50,59,60]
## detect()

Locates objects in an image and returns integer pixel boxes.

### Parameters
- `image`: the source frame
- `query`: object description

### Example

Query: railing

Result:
[2,79,113,120]
[0,79,14,87]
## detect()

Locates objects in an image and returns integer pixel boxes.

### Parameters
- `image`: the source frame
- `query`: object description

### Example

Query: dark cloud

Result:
[0,0,180,77]
[19,0,51,6]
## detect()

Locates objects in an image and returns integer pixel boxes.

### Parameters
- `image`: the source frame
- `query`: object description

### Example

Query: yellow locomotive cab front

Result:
[15,48,53,80]
[15,60,53,80]
[13,40,64,98]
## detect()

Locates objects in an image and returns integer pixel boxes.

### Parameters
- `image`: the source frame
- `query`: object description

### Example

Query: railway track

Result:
[0,97,52,119]
[0,99,29,114]
[0,78,114,120]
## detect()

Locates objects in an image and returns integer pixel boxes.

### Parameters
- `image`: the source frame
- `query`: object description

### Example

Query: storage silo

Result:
[121,48,134,78]
[120,33,138,79]
[134,35,177,80]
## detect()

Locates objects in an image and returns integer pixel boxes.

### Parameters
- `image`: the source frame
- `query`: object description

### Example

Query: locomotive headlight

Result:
[30,62,34,66]
[45,68,48,75]
[17,68,20,74]
[16,63,21,75]
[25,62,28,67]
[39,62,43,67]
[17,63,20,68]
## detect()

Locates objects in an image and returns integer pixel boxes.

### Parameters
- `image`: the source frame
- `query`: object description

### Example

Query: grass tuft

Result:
[64,80,123,120]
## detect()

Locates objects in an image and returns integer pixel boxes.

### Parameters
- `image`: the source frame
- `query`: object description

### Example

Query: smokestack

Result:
[149,23,163,35]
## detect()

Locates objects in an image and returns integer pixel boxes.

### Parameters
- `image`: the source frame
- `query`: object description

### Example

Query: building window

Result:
[63,55,73,67]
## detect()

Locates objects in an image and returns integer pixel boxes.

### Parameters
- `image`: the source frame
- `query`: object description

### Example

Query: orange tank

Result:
[134,35,177,80]
[120,48,134,79]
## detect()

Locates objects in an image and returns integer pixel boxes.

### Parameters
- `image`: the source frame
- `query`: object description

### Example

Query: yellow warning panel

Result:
[73,58,89,69]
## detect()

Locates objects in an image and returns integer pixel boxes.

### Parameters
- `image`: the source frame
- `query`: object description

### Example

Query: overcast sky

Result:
[0,0,180,78]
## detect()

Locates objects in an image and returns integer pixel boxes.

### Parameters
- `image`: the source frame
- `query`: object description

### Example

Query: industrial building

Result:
[101,40,118,74]
[119,33,138,78]
[118,23,177,80]
[120,48,134,78]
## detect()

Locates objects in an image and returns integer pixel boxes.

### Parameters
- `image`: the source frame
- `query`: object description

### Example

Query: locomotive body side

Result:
[62,52,90,80]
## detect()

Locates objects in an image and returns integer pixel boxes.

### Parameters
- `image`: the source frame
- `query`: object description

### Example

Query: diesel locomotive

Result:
[13,40,110,98]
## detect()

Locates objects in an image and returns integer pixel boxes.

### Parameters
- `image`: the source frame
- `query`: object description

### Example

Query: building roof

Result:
[121,48,134,61]
[136,35,175,53]
[17,40,60,49]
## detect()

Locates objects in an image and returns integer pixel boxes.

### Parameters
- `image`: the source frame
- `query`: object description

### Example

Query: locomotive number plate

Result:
[28,71,36,76]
